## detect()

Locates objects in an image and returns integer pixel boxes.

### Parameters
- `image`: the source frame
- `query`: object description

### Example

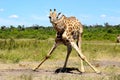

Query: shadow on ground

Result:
[54,67,82,74]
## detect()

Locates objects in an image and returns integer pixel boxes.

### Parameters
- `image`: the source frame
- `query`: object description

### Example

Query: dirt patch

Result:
[0,68,107,80]
[93,60,120,67]
[0,60,120,80]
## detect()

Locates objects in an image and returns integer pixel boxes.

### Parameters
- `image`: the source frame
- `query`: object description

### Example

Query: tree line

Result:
[0,23,120,41]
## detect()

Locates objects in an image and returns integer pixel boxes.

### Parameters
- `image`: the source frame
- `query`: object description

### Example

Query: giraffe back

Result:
[54,15,83,34]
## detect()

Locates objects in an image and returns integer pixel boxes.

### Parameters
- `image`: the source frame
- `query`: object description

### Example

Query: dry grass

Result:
[0,39,120,62]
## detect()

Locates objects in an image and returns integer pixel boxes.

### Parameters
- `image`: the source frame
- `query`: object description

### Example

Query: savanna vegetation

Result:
[0,23,120,80]
[0,23,120,41]
[0,23,120,63]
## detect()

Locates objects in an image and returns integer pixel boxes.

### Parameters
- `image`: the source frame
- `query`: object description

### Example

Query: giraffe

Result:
[33,9,100,73]
[116,34,120,43]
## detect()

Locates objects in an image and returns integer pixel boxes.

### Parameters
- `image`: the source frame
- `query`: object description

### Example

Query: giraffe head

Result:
[49,9,61,23]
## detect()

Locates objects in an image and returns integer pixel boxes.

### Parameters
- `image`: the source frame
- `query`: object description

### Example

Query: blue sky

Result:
[0,0,120,26]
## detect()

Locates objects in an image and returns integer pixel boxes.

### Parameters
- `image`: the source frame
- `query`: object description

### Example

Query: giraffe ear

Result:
[57,12,61,19]
[58,12,61,15]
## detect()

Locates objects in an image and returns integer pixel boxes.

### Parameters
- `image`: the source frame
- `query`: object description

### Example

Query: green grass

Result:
[0,39,120,63]
[82,41,120,61]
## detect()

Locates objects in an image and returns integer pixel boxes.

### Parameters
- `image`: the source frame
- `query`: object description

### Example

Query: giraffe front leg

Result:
[77,33,85,72]
[77,42,85,73]
[62,31,100,73]
[33,42,58,71]
[80,59,85,73]
[70,42,101,74]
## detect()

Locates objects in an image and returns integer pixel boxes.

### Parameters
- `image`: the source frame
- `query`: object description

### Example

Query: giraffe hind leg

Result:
[63,45,72,68]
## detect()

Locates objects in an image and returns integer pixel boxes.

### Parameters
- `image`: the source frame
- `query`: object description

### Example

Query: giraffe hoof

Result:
[33,68,38,71]
[81,70,85,73]
[96,71,101,74]
[33,69,36,71]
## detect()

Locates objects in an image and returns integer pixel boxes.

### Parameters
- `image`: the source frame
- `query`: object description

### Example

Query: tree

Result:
[104,22,111,27]
[17,25,25,31]
[1,26,6,30]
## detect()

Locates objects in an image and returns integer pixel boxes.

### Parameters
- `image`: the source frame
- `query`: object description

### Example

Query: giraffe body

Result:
[55,15,83,41]
[34,9,100,74]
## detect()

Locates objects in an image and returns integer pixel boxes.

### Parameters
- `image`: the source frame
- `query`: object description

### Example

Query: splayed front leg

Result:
[80,59,85,73]
[33,42,58,71]
[70,42,101,74]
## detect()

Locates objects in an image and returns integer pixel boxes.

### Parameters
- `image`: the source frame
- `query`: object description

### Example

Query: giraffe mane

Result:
[54,15,66,24]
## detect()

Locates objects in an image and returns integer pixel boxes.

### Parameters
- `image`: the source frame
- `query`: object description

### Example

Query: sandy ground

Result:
[0,59,120,80]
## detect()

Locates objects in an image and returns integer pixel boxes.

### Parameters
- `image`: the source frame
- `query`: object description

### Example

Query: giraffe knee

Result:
[81,57,85,61]
[45,56,50,59]
[78,54,86,61]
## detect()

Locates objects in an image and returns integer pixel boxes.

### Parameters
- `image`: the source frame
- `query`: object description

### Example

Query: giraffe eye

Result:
[49,16,51,19]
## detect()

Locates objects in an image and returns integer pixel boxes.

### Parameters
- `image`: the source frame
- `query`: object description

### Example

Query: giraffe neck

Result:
[52,15,66,33]
[54,15,66,24]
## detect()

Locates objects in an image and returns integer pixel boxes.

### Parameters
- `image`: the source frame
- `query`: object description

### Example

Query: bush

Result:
[0,24,120,41]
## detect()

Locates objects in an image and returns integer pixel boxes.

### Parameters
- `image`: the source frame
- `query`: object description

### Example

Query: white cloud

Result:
[9,15,19,18]
[100,14,106,18]
[0,8,4,12]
